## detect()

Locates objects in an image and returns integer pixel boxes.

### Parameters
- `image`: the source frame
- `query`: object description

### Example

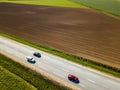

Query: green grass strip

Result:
[0,0,87,8]
[0,32,120,78]
[0,66,37,90]
[0,53,70,90]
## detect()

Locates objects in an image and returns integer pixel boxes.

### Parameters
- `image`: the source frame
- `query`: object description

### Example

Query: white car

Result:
[26,56,36,64]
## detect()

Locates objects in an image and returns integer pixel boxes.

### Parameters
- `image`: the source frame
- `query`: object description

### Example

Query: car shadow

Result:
[68,79,80,84]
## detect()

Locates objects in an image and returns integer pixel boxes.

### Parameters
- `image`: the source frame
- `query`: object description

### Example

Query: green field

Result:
[0,53,70,90]
[0,0,87,8]
[0,66,36,90]
[70,0,120,16]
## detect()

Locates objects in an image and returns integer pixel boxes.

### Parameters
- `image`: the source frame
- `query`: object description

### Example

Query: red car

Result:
[68,74,79,83]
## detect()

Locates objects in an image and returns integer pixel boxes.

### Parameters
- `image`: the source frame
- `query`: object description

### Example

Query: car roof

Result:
[34,52,40,54]
[27,56,34,60]
[27,56,32,58]
[31,58,35,61]
[68,74,75,78]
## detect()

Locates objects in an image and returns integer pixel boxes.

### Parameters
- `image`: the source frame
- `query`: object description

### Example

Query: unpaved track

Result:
[0,3,120,68]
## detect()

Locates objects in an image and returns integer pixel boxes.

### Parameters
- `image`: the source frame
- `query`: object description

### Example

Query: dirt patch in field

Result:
[0,3,120,69]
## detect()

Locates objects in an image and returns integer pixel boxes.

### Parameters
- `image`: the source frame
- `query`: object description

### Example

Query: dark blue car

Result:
[33,52,41,58]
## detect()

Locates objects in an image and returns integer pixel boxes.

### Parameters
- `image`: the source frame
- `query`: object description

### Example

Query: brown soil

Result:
[0,3,120,69]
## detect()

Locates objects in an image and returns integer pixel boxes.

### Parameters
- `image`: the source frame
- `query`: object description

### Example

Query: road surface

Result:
[0,36,120,90]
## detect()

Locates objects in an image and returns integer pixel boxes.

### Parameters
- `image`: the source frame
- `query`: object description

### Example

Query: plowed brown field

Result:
[0,3,120,69]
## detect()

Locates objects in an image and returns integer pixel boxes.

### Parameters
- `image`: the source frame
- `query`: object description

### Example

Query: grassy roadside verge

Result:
[0,32,120,78]
[0,53,70,90]
[0,66,36,90]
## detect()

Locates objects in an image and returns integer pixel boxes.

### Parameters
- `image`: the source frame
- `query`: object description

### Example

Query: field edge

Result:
[0,1,87,8]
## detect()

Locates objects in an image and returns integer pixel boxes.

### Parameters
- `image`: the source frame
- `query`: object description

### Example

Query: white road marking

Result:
[79,84,86,87]
[43,60,49,64]
[88,79,96,83]
[62,69,69,73]
[37,64,49,71]
[53,72,65,78]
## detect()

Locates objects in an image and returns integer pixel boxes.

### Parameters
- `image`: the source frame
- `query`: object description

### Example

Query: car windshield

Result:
[74,77,78,80]
[30,57,33,59]
[35,52,39,54]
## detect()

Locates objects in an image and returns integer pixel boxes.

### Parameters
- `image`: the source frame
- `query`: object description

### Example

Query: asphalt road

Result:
[0,36,120,90]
